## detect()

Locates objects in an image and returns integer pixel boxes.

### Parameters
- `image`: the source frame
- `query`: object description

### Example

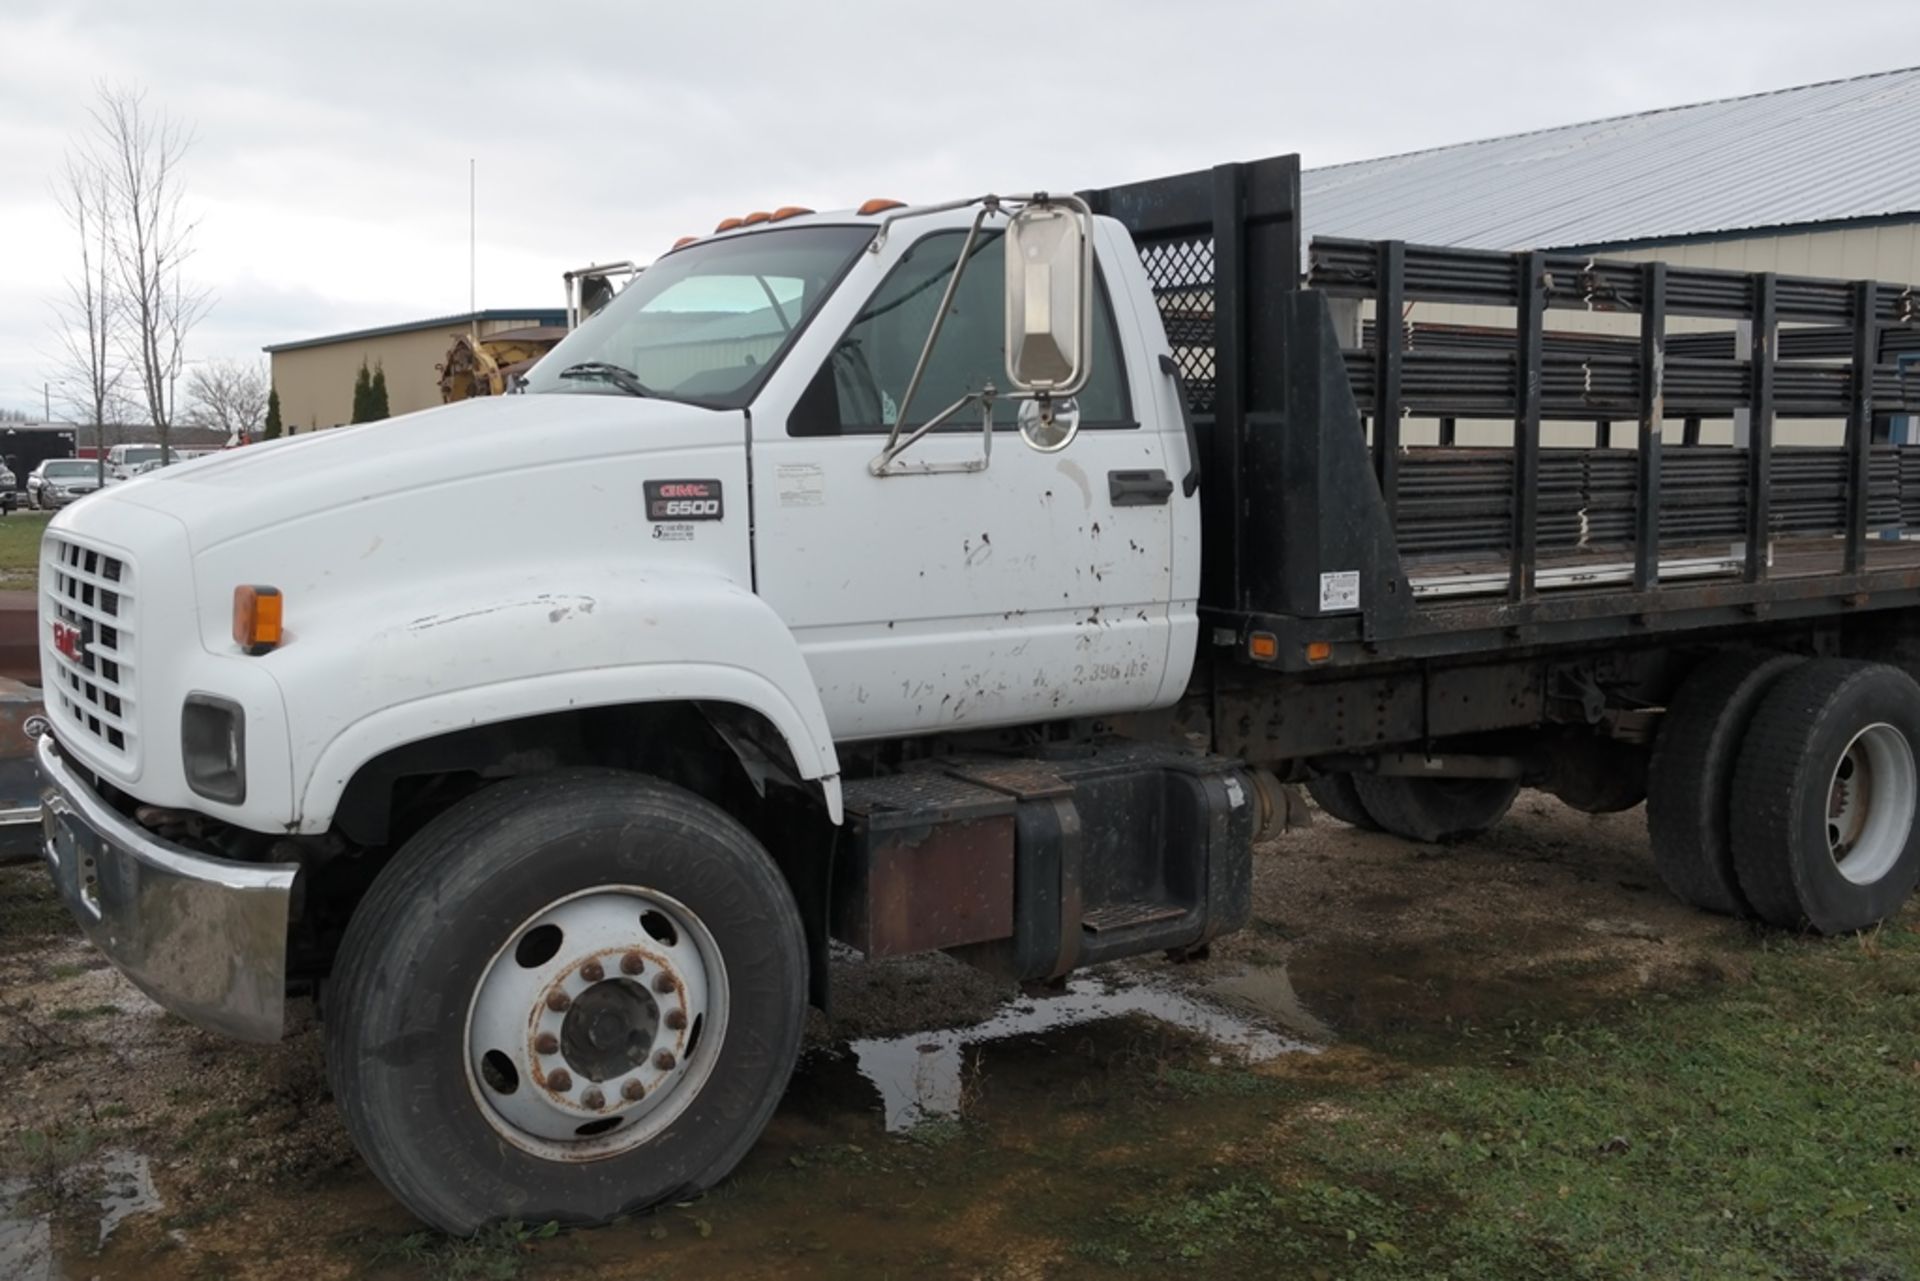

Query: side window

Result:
[790,229,1131,436]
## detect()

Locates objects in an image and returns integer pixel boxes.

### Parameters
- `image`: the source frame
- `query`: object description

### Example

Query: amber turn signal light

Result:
[1305,641,1333,663]
[233,586,283,655]
[1248,632,1279,661]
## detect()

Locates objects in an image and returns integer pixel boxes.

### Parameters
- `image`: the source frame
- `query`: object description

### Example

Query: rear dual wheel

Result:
[328,771,807,1234]
[1305,774,1379,830]
[1349,774,1519,843]
[1729,660,1920,934]
[1649,654,1920,933]
[1646,651,1801,916]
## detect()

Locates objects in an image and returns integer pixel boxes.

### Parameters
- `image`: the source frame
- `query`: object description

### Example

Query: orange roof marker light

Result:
[671,235,699,249]
[233,585,284,656]
[714,216,744,232]
[857,198,906,216]
[769,206,814,222]
[741,211,773,226]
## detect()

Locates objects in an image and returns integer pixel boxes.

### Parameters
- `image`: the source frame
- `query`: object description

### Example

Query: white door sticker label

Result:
[776,463,826,508]
[1319,570,1360,612]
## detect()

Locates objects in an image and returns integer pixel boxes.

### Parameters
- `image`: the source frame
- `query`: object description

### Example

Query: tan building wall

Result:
[270,315,557,434]
[1355,221,1920,448]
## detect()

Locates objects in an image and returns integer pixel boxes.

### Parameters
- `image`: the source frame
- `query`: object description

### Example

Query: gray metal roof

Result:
[1301,66,1920,251]
[264,309,566,354]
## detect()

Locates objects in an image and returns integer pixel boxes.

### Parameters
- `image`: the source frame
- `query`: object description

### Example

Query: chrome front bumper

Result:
[37,735,300,1042]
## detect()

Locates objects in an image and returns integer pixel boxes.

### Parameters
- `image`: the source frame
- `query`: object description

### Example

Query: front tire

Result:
[1730,660,1920,934]
[327,770,808,1233]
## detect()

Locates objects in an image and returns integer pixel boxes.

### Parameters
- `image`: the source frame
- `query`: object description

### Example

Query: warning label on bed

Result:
[1319,570,1360,612]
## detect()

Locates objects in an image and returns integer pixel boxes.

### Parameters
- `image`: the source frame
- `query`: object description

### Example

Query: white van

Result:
[104,444,167,482]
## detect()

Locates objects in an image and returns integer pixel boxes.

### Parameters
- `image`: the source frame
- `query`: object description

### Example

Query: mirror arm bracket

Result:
[868,387,997,477]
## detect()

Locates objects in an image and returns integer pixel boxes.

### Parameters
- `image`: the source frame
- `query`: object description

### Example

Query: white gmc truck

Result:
[38,153,1920,1232]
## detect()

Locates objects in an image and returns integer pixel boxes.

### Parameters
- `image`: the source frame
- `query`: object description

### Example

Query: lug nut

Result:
[652,973,676,995]
[548,1069,573,1092]
[580,1087,605,1110]
[654,1050,677,1071]
[621,951,645,976]
[622,1078,647,1102]
[581,960,605,983]
[665,1009,688,1031]
[545,989,571,1013]
[534,1032,560,1055]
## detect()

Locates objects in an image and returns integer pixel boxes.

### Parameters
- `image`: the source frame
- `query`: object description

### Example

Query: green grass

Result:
[1064,927,1920,1279]
[0,510,50,586]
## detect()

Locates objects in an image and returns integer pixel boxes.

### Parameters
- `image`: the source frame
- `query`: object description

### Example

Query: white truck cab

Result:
[37,193,1220,1233]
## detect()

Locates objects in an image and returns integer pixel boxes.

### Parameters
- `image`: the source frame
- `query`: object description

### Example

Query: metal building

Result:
[266,309,564,434]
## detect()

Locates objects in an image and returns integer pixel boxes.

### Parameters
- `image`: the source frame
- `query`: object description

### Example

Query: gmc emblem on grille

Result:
[643,479,723,522]
[51,620,85,661]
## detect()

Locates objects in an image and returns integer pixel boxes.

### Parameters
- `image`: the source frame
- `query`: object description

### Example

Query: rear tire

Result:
[327,770,808,1233]
[1645,650,1801,916]
[1730,660,1920,934]
[1305,774,1379,830]
[1349,774,1519,843]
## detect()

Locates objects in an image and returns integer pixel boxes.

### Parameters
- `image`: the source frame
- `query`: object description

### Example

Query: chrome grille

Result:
[45,533,137,766]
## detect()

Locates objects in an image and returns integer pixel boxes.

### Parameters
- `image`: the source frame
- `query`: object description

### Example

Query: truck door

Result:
[751,220,1183,741]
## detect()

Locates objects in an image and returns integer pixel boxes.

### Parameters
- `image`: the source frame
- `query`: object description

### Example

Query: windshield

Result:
[523,226,872,409]
[44,461,94,478]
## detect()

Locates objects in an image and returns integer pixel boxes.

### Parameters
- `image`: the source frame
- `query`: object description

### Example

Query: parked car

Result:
[27,458,103,510]
[0,465,16,514]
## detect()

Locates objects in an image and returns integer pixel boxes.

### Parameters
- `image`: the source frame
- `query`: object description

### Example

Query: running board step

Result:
[1083,901,1188,933]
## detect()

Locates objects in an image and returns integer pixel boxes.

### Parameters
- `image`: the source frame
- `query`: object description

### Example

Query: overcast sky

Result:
[2,0,1916,418]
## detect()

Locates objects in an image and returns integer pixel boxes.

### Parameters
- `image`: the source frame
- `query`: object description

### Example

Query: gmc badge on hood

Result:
[644,479,723,521]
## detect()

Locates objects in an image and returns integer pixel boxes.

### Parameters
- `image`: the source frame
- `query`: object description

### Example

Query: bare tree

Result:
[50,148,123,488]
[91,85,210,464]
[186,359,268,443]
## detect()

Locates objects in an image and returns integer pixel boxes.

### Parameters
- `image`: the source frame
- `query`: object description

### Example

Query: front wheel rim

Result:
[464,885,730,1161]
[1826,722,1917,887]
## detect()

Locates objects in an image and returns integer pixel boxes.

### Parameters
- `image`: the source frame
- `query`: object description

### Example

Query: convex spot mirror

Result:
[1003,199,1093,398]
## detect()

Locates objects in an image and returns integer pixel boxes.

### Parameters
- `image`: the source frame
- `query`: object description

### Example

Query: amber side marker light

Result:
[233,586,283,655]
[1248,632,1279,661]
[1305,641,1333,664]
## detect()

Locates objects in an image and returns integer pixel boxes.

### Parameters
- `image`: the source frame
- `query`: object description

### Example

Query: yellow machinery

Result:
[437,261,640,404]
[437,327,564,403]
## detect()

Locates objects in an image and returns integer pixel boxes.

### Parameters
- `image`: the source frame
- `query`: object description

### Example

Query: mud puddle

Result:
[0,1149,163,1281]
[838,973,1316,1130]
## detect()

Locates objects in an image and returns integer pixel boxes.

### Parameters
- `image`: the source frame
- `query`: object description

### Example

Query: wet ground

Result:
[0,795,1790,1278]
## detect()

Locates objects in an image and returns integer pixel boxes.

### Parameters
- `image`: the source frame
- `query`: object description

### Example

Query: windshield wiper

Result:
[558,361,655,398]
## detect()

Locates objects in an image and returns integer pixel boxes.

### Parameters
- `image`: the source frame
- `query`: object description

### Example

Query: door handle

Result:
[1108,469,1175,506]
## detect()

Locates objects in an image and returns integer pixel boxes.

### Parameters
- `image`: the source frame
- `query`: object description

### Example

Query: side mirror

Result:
[1003,198,1092,396]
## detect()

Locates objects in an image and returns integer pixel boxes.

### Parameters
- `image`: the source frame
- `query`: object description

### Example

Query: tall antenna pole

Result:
[469,158,477,340]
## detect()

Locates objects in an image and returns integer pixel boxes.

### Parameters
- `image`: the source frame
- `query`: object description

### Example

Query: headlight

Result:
[181,693,246,804]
